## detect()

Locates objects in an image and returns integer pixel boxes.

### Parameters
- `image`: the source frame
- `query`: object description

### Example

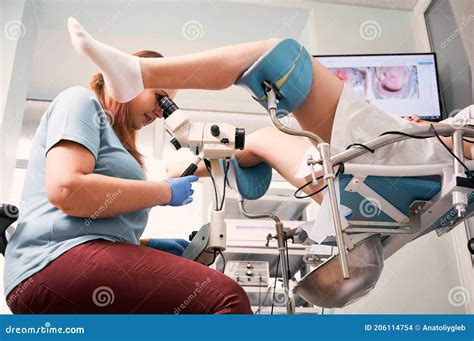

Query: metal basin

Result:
[294,234,384,308]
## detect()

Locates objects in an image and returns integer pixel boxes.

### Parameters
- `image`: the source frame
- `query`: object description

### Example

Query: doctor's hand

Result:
[162,175,199,206]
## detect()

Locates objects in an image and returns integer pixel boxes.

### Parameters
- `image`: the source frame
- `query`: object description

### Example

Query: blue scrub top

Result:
[4,86,151,298]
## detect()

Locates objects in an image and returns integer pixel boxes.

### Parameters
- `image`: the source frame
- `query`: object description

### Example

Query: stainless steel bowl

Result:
[294,234,384,308]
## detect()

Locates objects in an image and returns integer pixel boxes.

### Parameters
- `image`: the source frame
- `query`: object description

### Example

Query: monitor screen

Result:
[315,53,443,121]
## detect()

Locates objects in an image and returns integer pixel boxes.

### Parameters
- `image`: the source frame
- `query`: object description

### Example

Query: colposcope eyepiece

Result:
[157,94,179,119]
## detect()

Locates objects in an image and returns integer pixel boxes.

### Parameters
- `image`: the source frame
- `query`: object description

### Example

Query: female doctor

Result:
[4,49,252,314]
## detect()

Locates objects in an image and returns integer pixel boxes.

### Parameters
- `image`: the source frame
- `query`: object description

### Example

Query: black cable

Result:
[294,140,369,200]
[379,130,434,140]
[271,253,280,315]
[254,282,275,314]
[204,250,217,267]
[294,166,343,199]
[345,143,375,153]
[204,159,219,210]
[219,159,230,211]
[217,249,226,273]
[463,137,474,143]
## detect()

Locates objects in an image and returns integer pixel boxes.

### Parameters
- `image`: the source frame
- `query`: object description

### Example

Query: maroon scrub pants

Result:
[6,239,252,314]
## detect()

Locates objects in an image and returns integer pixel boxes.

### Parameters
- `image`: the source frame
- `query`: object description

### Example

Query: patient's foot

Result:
[67,17,143,103]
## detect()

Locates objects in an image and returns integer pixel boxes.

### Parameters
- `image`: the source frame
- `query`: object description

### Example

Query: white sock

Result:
[67,17,143,103]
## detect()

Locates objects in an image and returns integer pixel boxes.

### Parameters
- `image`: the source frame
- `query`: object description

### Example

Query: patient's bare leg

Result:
[292,58,344,143]
[140,39,280,90]
[187,127,325,203]
[69,20,343,141]
[142,43,344,143]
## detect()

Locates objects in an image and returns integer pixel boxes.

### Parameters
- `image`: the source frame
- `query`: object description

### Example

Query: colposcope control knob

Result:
[246,263,252,269]
[211,125,220,137]
[246,269,253,276]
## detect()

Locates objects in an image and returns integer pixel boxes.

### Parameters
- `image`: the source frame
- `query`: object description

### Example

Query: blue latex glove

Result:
[163,175,199,206]
[148,238,190,256]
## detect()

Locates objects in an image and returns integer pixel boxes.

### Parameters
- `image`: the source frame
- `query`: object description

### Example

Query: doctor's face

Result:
[128,88,177,130]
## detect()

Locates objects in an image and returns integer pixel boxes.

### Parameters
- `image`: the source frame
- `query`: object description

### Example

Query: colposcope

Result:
[157,94,245,265]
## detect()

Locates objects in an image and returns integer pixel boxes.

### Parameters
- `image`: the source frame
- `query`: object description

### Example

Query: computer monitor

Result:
[315,53,443,121]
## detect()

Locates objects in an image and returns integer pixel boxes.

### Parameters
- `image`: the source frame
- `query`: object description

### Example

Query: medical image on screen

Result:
[328,67,367,97]
[317,54,441,120]
[370,66,419,100]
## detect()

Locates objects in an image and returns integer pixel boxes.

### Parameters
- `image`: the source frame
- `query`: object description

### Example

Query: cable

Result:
[219,159,230,211]
[217,249,226,273]
[204,159,219,210]
[271,253,280,315]
[254,282,275,314]
[204,250,217,267]
[345,143,375,154]
[379,130,434,140]
[294,165,343,199]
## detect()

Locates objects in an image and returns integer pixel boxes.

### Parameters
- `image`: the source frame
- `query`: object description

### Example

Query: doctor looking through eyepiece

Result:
[4,49,252,315]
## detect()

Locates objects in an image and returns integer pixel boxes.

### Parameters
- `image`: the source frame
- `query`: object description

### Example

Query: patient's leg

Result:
[140,40,280,91]
[143,49,343,143]
[292,59,344,143]
[170,127,325,203]
[68,17,343,142]
[68,16,278,102]
[240,127,325,203]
